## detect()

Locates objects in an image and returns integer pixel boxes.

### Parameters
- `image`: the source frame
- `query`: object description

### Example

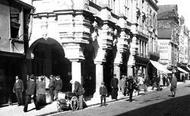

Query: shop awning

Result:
[150,60,172,73]
[186,66,190,71]
[177,67,188,74]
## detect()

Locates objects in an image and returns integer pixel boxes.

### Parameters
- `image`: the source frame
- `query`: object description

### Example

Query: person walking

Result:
[24,75,38,112]
[111,74,119,100]
[170,72,177,97]
[54,76,63,100]
[99,82,107,106]
[13,76,24,106]
[70,80,85,110]
[48,75,55,102]
[127,76,135,102]
[120,75,127,96]
[36,76,46,108]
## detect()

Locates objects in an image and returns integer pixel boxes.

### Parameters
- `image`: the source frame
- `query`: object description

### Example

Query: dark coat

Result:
[48,78,55,89]
[36,81,46,95]
[55,79,63,91]
[127,78,135,90]
[25,79,36,95]
[99,85,107,96]
[73,81,85,96]
[13,79,24,93]
[111,77,118,89]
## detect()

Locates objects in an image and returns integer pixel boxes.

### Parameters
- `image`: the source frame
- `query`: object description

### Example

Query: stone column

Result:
[71,60,82,90]
[95,62,104,94]
[55,5,93,91]
[114,16,128,97]
[128,0,137,77]
[128,34,138,77]
[93,6,114,99]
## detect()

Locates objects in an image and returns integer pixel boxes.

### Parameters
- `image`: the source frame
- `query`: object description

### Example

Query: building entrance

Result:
[29,38,71,92]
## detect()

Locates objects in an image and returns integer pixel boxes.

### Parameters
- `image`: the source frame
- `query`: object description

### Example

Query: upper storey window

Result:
[10,6,20,38]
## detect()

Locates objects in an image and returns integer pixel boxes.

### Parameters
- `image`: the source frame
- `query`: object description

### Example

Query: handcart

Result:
[57,92,79,112]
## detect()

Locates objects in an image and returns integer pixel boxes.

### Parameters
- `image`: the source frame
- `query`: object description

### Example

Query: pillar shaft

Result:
[71,61,82,91]
[114,64,120,80]
[95,63,104,93]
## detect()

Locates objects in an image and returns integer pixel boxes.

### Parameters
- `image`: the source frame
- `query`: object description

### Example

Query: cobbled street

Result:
[51,81,190,116]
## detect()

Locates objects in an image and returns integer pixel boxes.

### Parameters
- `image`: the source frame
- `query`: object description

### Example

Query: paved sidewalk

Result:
[0,81,187,116]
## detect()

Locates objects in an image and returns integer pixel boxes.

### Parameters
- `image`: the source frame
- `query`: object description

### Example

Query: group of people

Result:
[23,75,47,112]
[99,71,178,106]
[12,71,178,112]
[99,74,140,106]
[48,75,63,102]
[13,74,63,112]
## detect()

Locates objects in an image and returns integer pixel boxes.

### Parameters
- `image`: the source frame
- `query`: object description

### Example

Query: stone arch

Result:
[27,37,71,91]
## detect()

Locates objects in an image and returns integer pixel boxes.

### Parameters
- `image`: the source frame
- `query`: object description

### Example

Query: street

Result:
[50,82,190,116]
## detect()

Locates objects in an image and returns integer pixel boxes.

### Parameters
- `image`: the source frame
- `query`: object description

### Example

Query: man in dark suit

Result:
[13,76,24,106]
[127,76,136,102]
[54,76,62,100]
[48,75,55,102]
[111,74,119,100]
[24,75,38,112]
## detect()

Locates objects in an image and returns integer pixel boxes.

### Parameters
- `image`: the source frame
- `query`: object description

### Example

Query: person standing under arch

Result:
[111,74,119,100]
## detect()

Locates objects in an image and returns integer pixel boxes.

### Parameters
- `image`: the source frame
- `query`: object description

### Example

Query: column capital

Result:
[63,43,85,61]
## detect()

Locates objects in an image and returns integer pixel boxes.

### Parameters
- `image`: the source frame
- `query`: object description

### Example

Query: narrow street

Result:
[51,81,190,116]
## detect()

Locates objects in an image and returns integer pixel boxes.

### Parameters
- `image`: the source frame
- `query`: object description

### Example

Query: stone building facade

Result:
[28,0,158,97]
[157,5,179,67]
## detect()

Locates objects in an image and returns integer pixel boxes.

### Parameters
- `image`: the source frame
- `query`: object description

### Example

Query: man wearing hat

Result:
[24,74,38,112]
[48,75,55,102]
[13,75,24,106]
[54,76,62,100]
[111,74,119,100]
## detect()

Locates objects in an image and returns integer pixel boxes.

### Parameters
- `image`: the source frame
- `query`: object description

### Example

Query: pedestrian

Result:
[111,74,119,100]
[120,75,127,96]
[54,76,63,100]
[48,75,55,102]
[24,74,38,112]
[170,72,177,97]
[127,76,135,102]
[36,76,46,108]
[99,82,107,106]
[137,74,144,95]
[13,75,24,106]
[70,80,85,110]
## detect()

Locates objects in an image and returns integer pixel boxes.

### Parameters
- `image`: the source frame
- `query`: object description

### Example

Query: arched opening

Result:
[104,48,116,95]
[82,43,96,96]
[28,37,71,92]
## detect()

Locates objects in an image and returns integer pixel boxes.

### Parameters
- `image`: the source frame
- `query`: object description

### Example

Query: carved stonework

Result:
[55,0,89,10]
[56,10,92,44]
[40,17,49,39]
[63,44,84,61]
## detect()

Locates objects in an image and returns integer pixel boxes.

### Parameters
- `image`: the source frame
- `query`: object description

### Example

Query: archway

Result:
[28,37,71,92]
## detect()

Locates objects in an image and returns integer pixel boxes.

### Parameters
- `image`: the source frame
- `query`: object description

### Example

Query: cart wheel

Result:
[70,96,79,111]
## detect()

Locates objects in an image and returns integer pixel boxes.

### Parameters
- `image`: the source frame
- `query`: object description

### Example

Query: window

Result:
[10,6,20,38]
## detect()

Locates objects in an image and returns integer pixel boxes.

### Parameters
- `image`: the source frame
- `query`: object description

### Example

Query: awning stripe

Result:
[177,67,188,74]
[150,60,172,73]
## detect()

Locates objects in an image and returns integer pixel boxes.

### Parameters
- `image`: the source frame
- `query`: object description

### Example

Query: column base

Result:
[127,65,134,77]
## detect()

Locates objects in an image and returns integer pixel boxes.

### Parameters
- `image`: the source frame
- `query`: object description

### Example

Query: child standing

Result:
[99,82,107,106]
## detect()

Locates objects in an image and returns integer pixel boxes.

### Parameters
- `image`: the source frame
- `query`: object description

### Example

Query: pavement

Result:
[0,81,187,116]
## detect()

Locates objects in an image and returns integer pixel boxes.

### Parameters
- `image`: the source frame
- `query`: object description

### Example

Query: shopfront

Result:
[0,51,26,106]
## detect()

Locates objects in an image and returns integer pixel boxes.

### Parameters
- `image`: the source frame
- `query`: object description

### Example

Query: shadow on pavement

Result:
[116,95,190,116]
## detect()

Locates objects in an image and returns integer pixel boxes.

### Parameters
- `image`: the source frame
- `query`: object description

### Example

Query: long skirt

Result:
[36,94,46,107]
[111,88,118,99]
